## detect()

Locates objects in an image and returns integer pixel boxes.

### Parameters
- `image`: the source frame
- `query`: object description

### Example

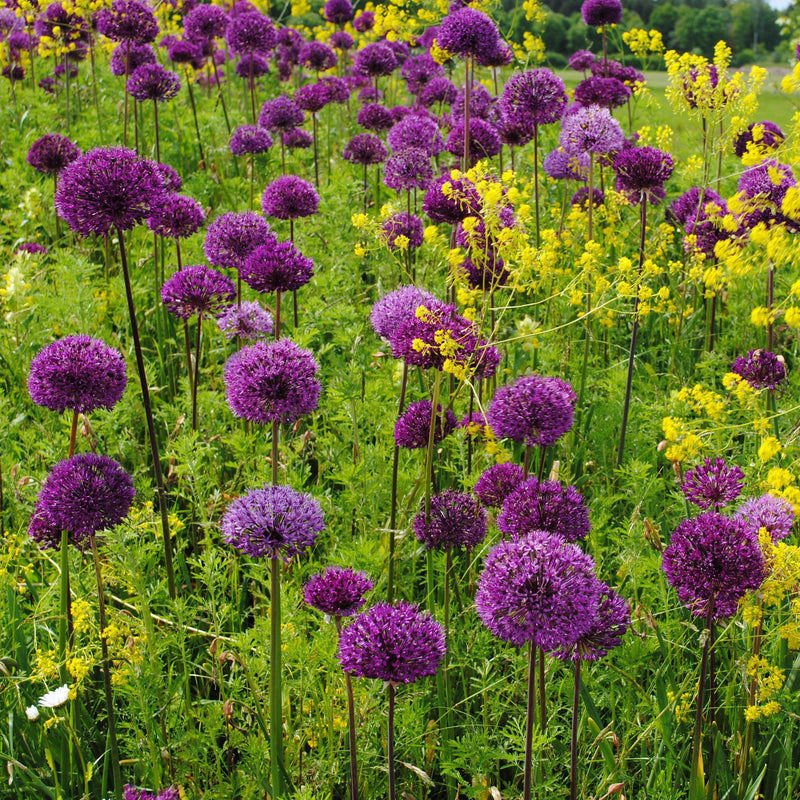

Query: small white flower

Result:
[38,684,69,708]
[25,705,40,721]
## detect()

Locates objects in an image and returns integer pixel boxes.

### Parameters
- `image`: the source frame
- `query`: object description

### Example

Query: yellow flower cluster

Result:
[744,655,785,721]
[622,28,664,58]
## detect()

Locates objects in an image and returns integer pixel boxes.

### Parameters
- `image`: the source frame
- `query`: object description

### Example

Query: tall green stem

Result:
[570,659,581,800]
[523,641,536,800]
[336,618,359,800]
[388,683,397,800]
[689,600,715,800]
[270,554,284,797]
[387,363,409,604]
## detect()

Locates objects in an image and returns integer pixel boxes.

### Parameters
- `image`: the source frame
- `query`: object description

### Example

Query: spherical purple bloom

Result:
[681,457,744,511]
[152,162,183,192]
[421,76,458,107]
[662,512,765,620]
[323,0,353,24]
[353,10,374,32]
[571,187,605,208]
[357,86,381,102]
[259,95,304,132]
[241,240,314,293]
[569,49,595,71]
[474,462,525,509]
[460,251,509,291]
[27,134,80,176]
[402,52,445,95]
[299,40,337,72]
[370,285,438,341]
[126,62,180,101]
[476,39,513,68]
[668,187,732,258]
[330,30,354,50]
[224,338,321,424]
[55,147,166,237]
[343,133,388,165]
[559,105,625,156]
[165,37,203,65]
[476,531,601,649]
[183,4,228,43]
[304,566,373,617]
[413,490,486,551]
[543,148,589,181]
[221,484,324,559]
[354,41,397,78]
[161,265,236,321]
[735,494,795,542]
[357,102,394,132]
[230,124,274,155]
[453,83,494,120]
[394,400,457,449]
[423,174,481,224]
[262,175,319,220]
[235,52,270,78]
[384,147,433,192]
[613,146,674,205]
[497,477,590,543]
[282,128,313,149]
[731,349,787,390]
[28,335,127,415]
[97,0,159,43]
[500,69,567,129]
[488,375,576,448]
[387,114,444,156]
[381,212,424,251]
[738,158,795,207]
[581,0,622,26]
[39,77,59,94]
[29,454,135,549]
[446,117,501,165]
[596,59,643,88]
[319,75,349,104]
[436,7,501,61]
[733,121,784,159]
[216,300,274,341]
[146,193,203,241]
[338,601,446,684]
[295,81,330,113]
[574,76,630,110]
[226,12,275,55]
[204,211,272,271]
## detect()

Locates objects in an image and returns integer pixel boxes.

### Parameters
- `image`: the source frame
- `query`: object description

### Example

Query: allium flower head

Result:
[413,490,487,551]
[353,10,374,31]
[97,0,159,43]
[574,75,630,109]
[294,81,330,113]
[216,300,274,341]
[571,186,604,208]
[500,69,567,128]
[735,494,795,542]
[738,158,795,207]
[282,128,313,149]
[55,147,166,236]
[421,76,458,107]
[27,134,80,176]
[445,117,501,165]
[569,49,595,71]
[221,484,324,559]
[338,601,446,684]
[204,211,272,271]
[343,133,388,165]
[662,512,765,620]
[224,338,321,424]
[474,462,525,508]
[123,786,180,800]
[29,454,135,549]
[226,11,276,55]
[147,193,205,239]
[240,240,314,293]
[387,114,444,157]
[423,174,481,224]
[28,335,127,415]
[384,147,433,192]
[435,7,501,61]
[354,41,397,78]
[488,375,576,448]
[559,104,625,156]
[394,400,457,449]
[668,187,732,258]
[183,4,228,42]
[581,0,622,26]
[731,349,787,390]
[304,566,373,617]
[612,146,674,205]
[402,52,445,95]
[733,120,784,159]
[165,37,203,65]
[259,95,304,131]
[357,103,394,132]
[681,457,744,510]
[381,212,424,251]
[230,124,273,155]
[543,147,589,181]
[126,62,180,102]
[262,175,320,219]
[235,53,270,78]
[453,83,494,120]
[161,265,236,320]
[475,531,601,649]
[370,285,437,341]
[299,40,337,71]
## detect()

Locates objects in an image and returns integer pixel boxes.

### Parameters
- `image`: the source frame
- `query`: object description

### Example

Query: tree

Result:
[650,1,679,40]
[670,5,731,56]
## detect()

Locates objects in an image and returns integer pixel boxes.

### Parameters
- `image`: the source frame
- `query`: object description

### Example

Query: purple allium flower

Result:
[596,59,643,88]
[668,187,732,258]
[581,0,622,26]
[459,410,487,430]
[295,81,330,113]
[500,69,567,129]
[733,121,784,159]
[738,158,795,208]
[436,7,501,61]
[28,335,127,415]
[224,338,321,424]
[421,76,458,107]
[445,117,502,165]
[488,375,576,448]
[17,243,49,255]
[55,147,166,237]
[423,174,481,224]
[354,41,397,78]
[27,134,80,177]
[476,39,513,68]
[612,146,674,205]
[543,148,589,181]
[262,175,320,219]
[569,49,595,71]
[497,477,590,543]
[204,211,272,271]
[221,483,324,559]
[39,77,59,94]
[319,75,349,104]
[662,512,765,620]
[384,147,433,192]
[387,114,444,156]
[230,124,273,155]
[165,37,203,65]
[394,400,457,449]
[216,300,274,341]
[226,11,276,55]
[330,30,354,50]
[161,265,236,320]
[370,285,438,340]
[126,62,180,101]
[123,786,180,800]
[299,41,337,72]
[304,566,373,617]
[474,462,525,509]
[282,128,313,149]
[338,601,446,684]
[681,458,744,511]
[475,530,601,649]
[97,0,159,43]
[240,240,314,293]
[413,490,487,551]
[324,0,354,24]
[29,454,135,549]
[387,40,409,64]
[381,212,424,251]
[259,95,304,132]
[574,75,630,109]
[731,349,787,390]
[357,102,394,132]
[551,582,630,661]
[235,53,270,78]
[183,4,228,42]
[571,187,604,208]
[402,52,445,95]
[353,10,374,32]
[146,193,204,239]
[735,494,795,542]
[343,133,388,165]
[152,162,183,192]
[455,203,515,253]
[559,105,625,156]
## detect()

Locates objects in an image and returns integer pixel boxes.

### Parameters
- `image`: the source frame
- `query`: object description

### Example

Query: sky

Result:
[765,0,792,10]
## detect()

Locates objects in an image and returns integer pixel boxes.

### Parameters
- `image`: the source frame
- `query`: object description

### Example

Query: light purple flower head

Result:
[216,300,274,341]
[731,349,787,390]
[27,134,80,176]
[581,0,622,26]
[161,265,236,320]
[230,124,273,155]
[97,0,159,43]
[559,105,625,156]
[394,400,457,449]
[204,211,272,271]
[735,493,795,542]
[613,146,674,205]
[500,69,567,129]
[126,62,180,101]
[262,175,320,219]
[474,462,525,509]
[240,240,314,293]
[304,566,373,617]
[370,285,438,341]
[543,148,589,181]
[147,193,205,239]
[436,7,501,61]
[413,490,487,551]
[681,457,744,511]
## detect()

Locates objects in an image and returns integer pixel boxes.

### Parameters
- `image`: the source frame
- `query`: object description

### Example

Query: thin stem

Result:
[462,57,471,170]
[153,98,160,164]
[249,61,257,124]
[570,659,581,800]
[312,112,319,188]
[538,647,547,733]
[387,362,409,604]
[270,555,284,798]
[336,618,359,800]
[192,315,202,430]
[533,124,540,247]
[689,600,715,800]
[275,291,282,339]
[588,154,594,241]
[53,174,61,240]
[183,320,194,398]
[68,409,79,457]
[388,683,396,800]
[523,641,536,800]
[184,70,206,167]
[210,46,232,134]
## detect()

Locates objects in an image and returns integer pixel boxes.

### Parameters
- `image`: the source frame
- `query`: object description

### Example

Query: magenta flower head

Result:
[474,462,525,509]
[354,42,397,78]
[343,133,388,166]
[262,175,320,220]
[235,53,270,78]
[124,785,180,800]
[681,457,744,511]
[147,193,205,239]
[543,148,589,181]
[559,105,625,156]
[161,265,236,321]
[225,11,276,55]
[230,124,273,155]
[221,483,324,559]
[29,454,135,549]
[500,69,567,129]
[387,115,445,157]
[735,494,795,542]
[224,338,321,424]
[581,0,622,26]
[330,30,354,50]
[324,0,353,24]
[498,477,590,543]
[354,10,374,32]
[240,240,314,293]
[613,146,674,205]
[476,531,601,650]
[571,186,604,208]
[488,375,576,448]
[338,601,446,684]
[204,211,272,271]
[731,349,787,390]
[126,62,180,101]
[27,134,80,176]
[662,512,765,620]
[381,212,424,251]
[436,7,501,61]
[97,0,159,43]
[259,95,304,132]
[216,300,274,341]
[304,566,373,618]
[413,490,487,551]
[370,285,438,341]
[394,400,457,449]
[668,187,733,258]
[28,335,127,415]
[402,53,446,96]
[384,147,433,191]
[55,147,166,237]
[294,81,330,113]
